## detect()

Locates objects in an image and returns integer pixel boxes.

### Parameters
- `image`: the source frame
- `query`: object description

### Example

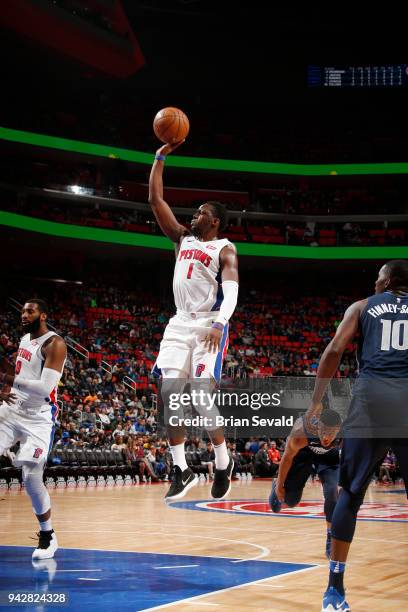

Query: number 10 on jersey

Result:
[380,319,408,350]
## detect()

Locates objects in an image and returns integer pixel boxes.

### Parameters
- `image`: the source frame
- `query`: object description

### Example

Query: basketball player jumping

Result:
[149,141,239,502]
[269,408,341,559]
[301,261,408,611]
[0,299,66,560]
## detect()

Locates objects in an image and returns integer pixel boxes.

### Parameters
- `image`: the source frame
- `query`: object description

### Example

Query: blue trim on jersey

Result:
[213,324,229,382]
[152,363,162,378]
[48,403,58,455]
[211,269,224,311]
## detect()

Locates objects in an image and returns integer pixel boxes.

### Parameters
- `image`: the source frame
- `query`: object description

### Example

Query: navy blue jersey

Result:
[300,416,340,465]
[358,291,408,378]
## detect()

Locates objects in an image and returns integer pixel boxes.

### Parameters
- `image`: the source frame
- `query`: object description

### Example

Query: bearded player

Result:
[148,140,239,502]
[0,299,66,559]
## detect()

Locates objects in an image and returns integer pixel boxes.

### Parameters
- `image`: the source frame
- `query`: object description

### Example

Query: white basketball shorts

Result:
[0,402,57,467]
[155,312,229,381]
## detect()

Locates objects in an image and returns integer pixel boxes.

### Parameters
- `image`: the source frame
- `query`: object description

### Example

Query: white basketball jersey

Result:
[11,330,63,411]
[173,235,233,313]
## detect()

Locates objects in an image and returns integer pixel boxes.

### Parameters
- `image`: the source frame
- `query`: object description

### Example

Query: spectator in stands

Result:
[229,442,252,478]
[254,442,278,477]
[268,440,281,466]
[111,435,126,452]
[55,431,76,448]
[200,442,216,479]
[112,423,125,438]
[125,437,147,482]
[156,444,171,480]
[378,450,396,483]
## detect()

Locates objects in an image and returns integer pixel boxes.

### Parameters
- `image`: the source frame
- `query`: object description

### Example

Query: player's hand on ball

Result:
[156,140,185,157]
[0,391,17,405]
[203,327,222,353]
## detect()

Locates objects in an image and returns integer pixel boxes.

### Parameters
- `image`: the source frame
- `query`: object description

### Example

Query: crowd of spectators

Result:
[0,283,356,462]
[1,283,405,483]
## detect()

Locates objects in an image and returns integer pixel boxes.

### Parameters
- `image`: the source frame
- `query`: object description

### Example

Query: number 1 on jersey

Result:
[187,263,194,279]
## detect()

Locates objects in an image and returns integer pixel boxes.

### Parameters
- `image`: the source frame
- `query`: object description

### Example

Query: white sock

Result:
[170,443,188,472]
[39,518,52,532]
[213,441,229,470]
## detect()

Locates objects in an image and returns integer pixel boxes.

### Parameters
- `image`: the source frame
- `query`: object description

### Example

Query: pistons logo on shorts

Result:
[195,363,206,377]
[33,448,43,459]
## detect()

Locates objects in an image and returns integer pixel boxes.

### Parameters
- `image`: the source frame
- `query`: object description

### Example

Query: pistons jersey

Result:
[11,331,63,412]
[173,235,233,314]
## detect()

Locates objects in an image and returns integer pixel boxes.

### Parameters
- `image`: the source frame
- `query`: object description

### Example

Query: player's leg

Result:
[318,464,339,559]
[161,368,199,501]
[190,322,232,499]
[322,438,387,611]
[15,423,58,559]
[22,462,57,559]
[156,317,198,500]
[191,322,232,499]
[189,375,232,499]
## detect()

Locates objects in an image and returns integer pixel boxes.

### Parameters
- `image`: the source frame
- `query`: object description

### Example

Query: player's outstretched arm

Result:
[148,141,189,243]
[275,418,308,501]
[308,299,366,411]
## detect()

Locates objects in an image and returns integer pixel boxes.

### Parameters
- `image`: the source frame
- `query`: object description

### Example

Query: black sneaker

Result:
[211,457,234,500]
[32,530,58,560]
[165,466,198,501]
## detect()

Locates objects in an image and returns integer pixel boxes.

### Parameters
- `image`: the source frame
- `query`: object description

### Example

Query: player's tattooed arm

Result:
[275,418,308,502]
[148,141,189,243]
[308,298,367,408]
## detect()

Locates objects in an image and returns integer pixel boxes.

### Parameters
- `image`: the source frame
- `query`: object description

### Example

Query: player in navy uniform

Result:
[269,408,341,558]
[301,261,408,611]
[149,140,239,502]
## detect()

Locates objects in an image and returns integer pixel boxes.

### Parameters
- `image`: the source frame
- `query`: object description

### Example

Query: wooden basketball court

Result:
[0,479,406,611]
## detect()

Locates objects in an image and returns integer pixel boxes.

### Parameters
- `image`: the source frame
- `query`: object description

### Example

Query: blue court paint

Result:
[0,547,315,611]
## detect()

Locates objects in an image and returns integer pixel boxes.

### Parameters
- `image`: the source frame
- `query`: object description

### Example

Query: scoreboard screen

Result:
[308,65,408,87]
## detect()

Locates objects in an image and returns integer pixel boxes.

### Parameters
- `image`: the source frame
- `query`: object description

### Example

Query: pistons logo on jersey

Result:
[33,448,43,459]
[195,363,206,377]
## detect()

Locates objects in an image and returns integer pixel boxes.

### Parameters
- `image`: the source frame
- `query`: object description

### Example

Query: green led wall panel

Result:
[1,126,408,176]
[2,212,408,259]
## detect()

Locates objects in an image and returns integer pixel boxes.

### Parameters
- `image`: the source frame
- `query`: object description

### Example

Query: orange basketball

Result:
[153,107,190,144]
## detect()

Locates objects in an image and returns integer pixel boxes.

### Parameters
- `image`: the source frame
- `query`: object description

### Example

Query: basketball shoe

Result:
[165,466,198,501]
[211,457,234,500]
[32,530,58,560]
[321,587,350,611]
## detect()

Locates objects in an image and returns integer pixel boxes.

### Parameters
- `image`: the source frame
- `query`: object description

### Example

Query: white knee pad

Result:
[22,463,50,516]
